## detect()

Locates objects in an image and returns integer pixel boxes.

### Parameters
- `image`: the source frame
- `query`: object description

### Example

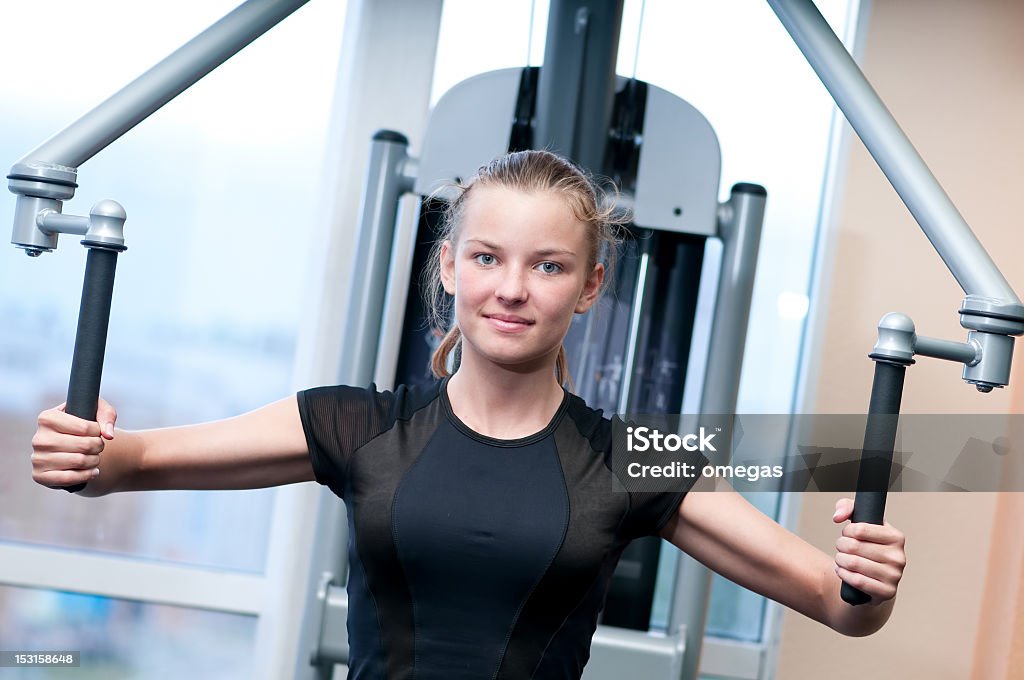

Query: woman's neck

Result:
[445,356,566,440]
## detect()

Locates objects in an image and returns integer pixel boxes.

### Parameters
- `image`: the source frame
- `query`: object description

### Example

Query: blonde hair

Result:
[421,150,627,389]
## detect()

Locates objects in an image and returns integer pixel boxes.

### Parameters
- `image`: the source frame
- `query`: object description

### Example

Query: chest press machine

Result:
[8,1,1021,679]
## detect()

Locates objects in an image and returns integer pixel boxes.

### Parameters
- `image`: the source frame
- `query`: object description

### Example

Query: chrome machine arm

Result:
[767,0,1024,606]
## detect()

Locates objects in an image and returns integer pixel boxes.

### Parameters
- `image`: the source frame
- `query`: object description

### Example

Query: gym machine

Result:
[8,1,1021,679]
[308,2,765,676]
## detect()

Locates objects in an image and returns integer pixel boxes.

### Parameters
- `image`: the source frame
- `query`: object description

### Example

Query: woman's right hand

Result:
[31,398,117,490]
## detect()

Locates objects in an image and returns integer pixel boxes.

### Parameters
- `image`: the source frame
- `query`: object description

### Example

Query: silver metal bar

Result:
[17,0,310,170]
[670,559,712,680]
[618,233,654,415]
[340,131,413,386]
[37,211,88,236]
[766,0,1019,306]
[294,498,348,680]
[311,578,350,666]
[914,335,979,365]
[534,0,623,171]
[670,184,767,680]
[699,187,766,419]
[374,196,425,390]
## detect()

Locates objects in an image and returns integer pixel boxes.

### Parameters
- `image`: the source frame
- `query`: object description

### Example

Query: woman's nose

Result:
[495,267,528,303]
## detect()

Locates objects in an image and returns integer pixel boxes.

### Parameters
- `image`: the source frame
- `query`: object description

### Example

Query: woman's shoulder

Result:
[564,390,615,421]
[298,378,444,419]
[562,391,615,448]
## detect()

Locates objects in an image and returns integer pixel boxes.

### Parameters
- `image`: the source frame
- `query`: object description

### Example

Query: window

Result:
[0,584,255,679]
[0,0,347,670]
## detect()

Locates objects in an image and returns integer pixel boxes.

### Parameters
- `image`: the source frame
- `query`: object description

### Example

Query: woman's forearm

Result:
[76,429,146,497]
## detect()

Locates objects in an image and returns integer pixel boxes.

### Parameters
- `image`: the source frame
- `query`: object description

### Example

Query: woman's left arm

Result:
[658,484,906,637]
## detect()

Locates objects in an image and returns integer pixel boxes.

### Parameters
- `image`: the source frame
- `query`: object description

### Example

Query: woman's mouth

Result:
[484,314,534,332]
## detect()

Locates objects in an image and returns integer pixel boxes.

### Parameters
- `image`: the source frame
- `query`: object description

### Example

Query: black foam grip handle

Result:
[61,248,119,493]
[840,360,906,605]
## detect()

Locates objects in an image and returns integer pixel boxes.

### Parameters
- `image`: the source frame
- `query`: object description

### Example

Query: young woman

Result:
[31,150,906,679]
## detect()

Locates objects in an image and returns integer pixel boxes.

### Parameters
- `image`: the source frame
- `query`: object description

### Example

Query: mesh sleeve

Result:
[627,487,693,538]
[296,383,396,499]
[624,450,708,538]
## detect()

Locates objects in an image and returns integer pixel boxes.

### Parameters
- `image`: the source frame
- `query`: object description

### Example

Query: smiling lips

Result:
[484,313,534,332]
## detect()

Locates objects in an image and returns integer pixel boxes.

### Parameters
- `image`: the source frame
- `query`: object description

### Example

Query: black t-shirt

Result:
[297,376,704,680]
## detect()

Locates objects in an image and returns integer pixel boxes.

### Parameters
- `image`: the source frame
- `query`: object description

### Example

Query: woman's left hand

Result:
[832,498,907,605]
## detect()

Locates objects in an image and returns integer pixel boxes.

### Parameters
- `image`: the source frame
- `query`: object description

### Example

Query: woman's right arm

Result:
[31,395,314,497]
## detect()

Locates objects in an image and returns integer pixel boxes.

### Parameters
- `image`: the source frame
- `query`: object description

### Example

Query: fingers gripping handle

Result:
[62,247,121,493]
[841,360,907,605]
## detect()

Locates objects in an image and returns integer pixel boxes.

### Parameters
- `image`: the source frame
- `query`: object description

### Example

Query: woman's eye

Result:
[474,253,495,265]
[538,262,562,274]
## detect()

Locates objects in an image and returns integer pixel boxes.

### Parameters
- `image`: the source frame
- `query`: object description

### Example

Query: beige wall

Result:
[775,1,1024,678]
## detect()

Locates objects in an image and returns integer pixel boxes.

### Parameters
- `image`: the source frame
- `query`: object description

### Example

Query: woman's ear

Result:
[575,262,605,314]
[440,240,456,295]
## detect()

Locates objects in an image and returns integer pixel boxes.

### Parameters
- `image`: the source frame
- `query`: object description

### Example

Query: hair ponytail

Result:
[555,346,572,392]
[431,325,462,378]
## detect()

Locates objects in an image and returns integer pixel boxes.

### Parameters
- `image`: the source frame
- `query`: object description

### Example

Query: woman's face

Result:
[440,186,604,374]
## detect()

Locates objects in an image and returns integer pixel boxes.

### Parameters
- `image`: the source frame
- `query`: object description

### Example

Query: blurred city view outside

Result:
[0,0,346,674]
[0,303,286,568]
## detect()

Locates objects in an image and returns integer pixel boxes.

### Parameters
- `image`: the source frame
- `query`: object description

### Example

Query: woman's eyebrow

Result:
[465,238,577,258]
